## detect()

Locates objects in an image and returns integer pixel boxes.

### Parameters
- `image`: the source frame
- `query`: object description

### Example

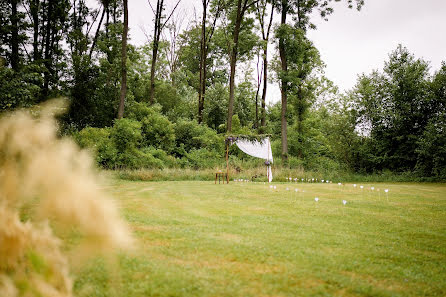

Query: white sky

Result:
[128,0,446,103]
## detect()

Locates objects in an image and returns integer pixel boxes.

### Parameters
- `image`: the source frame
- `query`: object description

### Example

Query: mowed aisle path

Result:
[75,181,446,297]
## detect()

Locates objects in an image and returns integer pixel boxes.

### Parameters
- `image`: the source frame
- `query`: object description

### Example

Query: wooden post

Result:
[226,141,229,183]
[267,137,270,182]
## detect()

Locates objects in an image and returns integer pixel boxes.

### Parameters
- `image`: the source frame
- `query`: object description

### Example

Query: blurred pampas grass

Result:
[0,100,134,297]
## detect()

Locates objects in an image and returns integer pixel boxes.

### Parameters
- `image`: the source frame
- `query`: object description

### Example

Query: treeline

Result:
[0,0,445,179]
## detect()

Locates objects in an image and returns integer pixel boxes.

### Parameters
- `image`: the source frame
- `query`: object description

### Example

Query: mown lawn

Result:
[74,180,446,297]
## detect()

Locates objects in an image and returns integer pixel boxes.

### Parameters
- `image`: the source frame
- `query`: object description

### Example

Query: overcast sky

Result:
[128,0,446,102]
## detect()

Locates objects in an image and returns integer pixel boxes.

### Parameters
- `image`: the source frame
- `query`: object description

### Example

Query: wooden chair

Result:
[215,171,228,184]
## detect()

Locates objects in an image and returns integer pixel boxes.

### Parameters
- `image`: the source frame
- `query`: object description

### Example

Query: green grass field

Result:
[73,180,446,297]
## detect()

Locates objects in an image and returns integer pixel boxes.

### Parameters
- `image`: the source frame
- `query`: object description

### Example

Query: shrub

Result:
[144,147,178,168]
[126,102,175,152]
[110,118,142,152]
[183,148,222,169]
[140,113,175,152]
[114,147,164,169]
[0,65,43,111]
[174,119,224,156]
[416,112,446,178]
[74,127,117,168]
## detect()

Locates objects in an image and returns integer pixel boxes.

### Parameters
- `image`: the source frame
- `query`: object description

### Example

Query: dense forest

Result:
[0,0,445,179]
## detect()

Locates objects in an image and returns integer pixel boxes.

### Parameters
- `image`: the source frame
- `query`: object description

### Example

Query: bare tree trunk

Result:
[30,0,40,61]
[117,0,128,119]
[296,85,304,158]
[226,0,244,132]
[279,1,288,163]
[198,0,221,124]
[89,6,106,60]
[256,0,274,129]
[43,0,54,97]
[260,53,267,127]
[254,51,262,129]
[198,0,207,123]
[11,0,19,70]
[149,0,164,105]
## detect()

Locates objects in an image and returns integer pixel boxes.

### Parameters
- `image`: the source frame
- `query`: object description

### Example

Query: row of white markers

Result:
[287,178,330,183]
[265,183,390,205]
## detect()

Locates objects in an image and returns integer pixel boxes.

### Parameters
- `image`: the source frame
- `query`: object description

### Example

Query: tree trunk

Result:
[226,0,243,132]
[43,0,54,97]
[30,0,39,62]
[254,84,260,129]
[198,47,208,124]
[256,0,274,129]
[149,0,164,105]
[296,85,304,158]
[279,1,288,163]
[260,53,267,127]
[10,0,19,70]
[198,0,207,124]
[89,6,106,60]
[117,0,128,119]
[148,43,158,105]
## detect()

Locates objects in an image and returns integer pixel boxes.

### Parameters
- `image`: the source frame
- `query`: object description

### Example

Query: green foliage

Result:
[0,66,43,111]
[110,118,142,152]
[75,127,117,168]
[416,112,446,178]
[203,83,228,129]
[183,148,222,169]
[126,102,176,152]
[174,119,224,156]
[353,45,437,172]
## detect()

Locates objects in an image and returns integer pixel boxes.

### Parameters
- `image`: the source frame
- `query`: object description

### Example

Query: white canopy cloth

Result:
[234,138,273,182]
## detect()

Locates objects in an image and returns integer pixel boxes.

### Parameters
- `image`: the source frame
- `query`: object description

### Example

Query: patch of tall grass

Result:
[115,166,442,183]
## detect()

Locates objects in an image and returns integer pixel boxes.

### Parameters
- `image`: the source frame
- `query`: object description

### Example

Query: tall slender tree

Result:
[255,0,275,129]
[226,0,258,132]
[117,0,128,118]
[277,0,364,162]
[197,0,222,123]
[147,0,181,105]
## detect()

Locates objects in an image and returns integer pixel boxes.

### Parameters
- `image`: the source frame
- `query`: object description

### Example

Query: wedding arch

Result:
[225,135,274,182]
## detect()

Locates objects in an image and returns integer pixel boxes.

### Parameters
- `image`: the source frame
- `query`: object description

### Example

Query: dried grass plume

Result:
[0,100,134,297]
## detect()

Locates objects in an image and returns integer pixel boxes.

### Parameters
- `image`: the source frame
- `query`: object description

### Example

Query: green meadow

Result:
[74,180,446,297]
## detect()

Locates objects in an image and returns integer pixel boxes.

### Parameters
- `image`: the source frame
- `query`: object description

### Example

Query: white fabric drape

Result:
[234,138,273,182]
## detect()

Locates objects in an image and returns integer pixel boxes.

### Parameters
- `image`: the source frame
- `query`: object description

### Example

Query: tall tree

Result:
[276,0,364,162]
[117,0,128,118]
[197,0,222,123]
[0,0,27,69]
[255,0,274,129]
[10,0,19,70]
[226,0,258,132]
[147,0,181,105]
[354,45,433,171]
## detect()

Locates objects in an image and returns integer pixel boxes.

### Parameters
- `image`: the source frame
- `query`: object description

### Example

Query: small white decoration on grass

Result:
[326,180,329,183]
[269,185,273,189]
[295,188,298,192]
[321,179,324,183]
[273,186,277,190]
[371,187,375,190]
[338,182,342,186]
[353,184,357,187]
[384,189,389,193]
[315,197,319,202]
[343,200,347,205]
[360,185,364,189]
[286,187,289,191]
